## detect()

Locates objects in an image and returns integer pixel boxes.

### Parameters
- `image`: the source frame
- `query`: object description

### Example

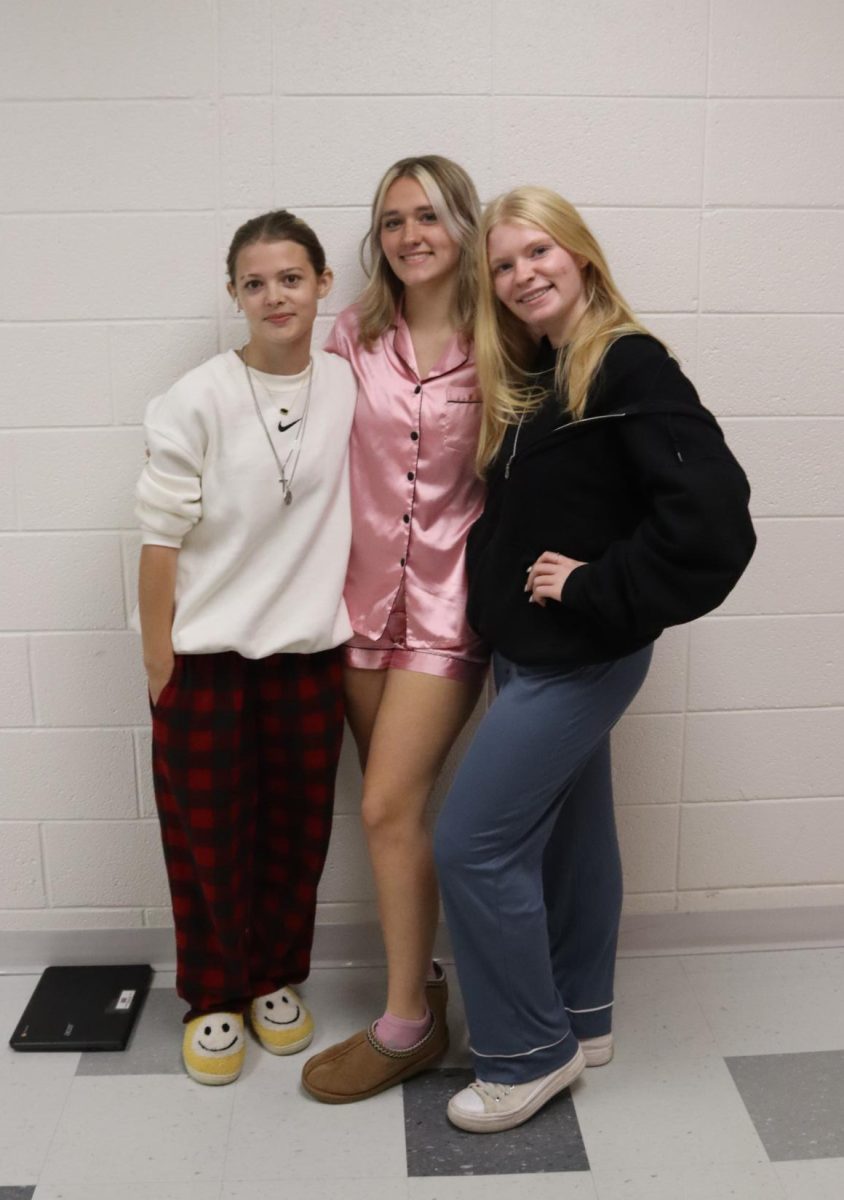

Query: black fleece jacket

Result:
[465,334,756,667]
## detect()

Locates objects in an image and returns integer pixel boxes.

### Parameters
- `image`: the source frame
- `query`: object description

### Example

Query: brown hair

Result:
[226,210,327,283]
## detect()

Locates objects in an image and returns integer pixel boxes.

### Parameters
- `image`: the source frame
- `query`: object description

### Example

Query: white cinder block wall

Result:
[1,0,842,943]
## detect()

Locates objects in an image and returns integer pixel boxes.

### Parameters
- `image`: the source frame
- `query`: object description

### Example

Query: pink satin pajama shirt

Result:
[325,306,488,682]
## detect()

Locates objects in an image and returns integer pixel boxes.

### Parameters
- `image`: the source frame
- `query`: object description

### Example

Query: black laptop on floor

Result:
[9,964,152,1052]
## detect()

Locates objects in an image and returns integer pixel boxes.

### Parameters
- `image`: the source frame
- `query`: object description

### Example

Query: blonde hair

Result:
[357,156,481,348]
[475,186,654,472]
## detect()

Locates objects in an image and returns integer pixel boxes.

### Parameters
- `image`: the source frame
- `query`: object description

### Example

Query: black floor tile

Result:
[726,1050,844,1162]
[403,1067,589,1177]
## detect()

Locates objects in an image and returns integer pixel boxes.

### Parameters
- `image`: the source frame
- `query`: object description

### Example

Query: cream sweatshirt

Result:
[135,349,356,658]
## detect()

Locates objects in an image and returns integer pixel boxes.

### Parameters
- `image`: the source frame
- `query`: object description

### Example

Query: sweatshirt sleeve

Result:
[559,360,756,639]
[323,307,358,362]
[135,399,204,549]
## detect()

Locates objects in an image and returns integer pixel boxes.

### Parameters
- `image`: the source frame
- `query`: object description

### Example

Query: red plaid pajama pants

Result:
[150,648,344,1018]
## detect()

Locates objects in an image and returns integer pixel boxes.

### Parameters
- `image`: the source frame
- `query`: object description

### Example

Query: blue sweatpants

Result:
[433,645,652,1084]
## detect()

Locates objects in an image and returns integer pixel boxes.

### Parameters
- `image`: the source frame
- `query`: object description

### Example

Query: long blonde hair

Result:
[475,187,653,472]
[357,155,481,348]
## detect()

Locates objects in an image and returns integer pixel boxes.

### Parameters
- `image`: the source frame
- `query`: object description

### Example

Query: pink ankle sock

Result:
[374,1008,432,1050]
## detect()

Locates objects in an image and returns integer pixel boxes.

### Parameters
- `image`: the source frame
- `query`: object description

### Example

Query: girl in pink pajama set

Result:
[302,155,489,1104]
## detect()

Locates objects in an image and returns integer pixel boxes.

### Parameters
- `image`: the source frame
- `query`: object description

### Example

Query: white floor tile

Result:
[573,1054,768,1171]
[592,1161,785,1200]
[223,1054,407,1182]
[38,1075,234,1185]
[150,970,177,990]
[408,1175,597,1199]
[223,1181,408,1200]
[298,965,387,1051]
[681,950,844,1055]
[0,1072,77,1185]
[34,1184,219,1200]
[776,1158,844,1200]
[682,950,844,978]
[611,957,720,1061]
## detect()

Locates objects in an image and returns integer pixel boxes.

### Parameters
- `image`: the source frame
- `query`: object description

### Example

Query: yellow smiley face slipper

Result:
[250,986,314,1055]
[182,1011,245,1085]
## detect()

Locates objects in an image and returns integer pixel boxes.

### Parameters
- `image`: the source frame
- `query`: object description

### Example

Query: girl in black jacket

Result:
[433,186,755,1134]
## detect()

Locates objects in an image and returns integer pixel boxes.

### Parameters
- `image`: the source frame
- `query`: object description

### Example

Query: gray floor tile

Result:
[403,1068,588,1177]
[76,988,184,1076]
[726,1051,844,1162]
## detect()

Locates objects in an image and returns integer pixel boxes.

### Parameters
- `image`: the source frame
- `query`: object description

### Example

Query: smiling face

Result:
[253,987,306,1029]
[487,221,589,347]
[379,176,461,294]
[228,238,332,369]
[189,1013,245,1057]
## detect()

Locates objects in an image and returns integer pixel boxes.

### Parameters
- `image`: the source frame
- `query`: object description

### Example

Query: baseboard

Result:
[2,907,843,974]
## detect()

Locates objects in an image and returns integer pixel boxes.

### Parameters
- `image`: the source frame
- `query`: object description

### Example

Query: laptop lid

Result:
[9,964,153,1052]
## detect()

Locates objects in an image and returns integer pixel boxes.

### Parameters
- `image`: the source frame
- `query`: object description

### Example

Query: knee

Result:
[360,790,421,841]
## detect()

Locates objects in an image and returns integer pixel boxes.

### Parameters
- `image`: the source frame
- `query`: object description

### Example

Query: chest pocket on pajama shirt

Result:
[440,387,482,452]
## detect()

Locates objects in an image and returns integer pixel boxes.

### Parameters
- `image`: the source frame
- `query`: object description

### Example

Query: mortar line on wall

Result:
[0,318,216,328]
[4,204,842,217]
[270,0,279,202]
[680,883,844,894]
[4,515,836,530]
[2,708,841,730]
[487,0,495,184]
[696,313,844,319]
[734,513,844,518]
[0,531,127,539]
[8,430,21,534]
[4,92,841,102]
[38,821,53,908]
[105,323,117,426]
[132,729,147,820]
[117,534,130,633]
[0,209,217,218]
[0,816,165,826]
[3,310,843,324]
[17,615,844,634]
[672,795,844,809]
[212,0,226,355]
[23,633,37,729]
[719,414,844,421]
[6,423,144,432]
[676,0,715,904]
[691,611,844,621]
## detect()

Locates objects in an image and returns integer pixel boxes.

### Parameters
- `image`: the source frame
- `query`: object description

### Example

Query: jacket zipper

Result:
[506,411,627,476]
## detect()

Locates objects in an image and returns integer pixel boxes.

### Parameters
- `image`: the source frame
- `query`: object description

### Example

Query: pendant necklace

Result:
[504,410,527,479]
[240,351,313,506]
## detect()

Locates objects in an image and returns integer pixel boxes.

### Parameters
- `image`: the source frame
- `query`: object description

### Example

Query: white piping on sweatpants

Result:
[470,1029,573,1059]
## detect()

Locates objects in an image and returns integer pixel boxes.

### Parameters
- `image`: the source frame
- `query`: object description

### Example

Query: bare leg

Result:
[344,666,482,1019]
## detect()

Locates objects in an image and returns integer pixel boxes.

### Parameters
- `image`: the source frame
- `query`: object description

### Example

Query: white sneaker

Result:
[581,1033,614,1066]
[446,1044,586,1133]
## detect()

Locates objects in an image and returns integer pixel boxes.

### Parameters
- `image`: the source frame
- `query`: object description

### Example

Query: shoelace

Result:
[470,1080,515,1104]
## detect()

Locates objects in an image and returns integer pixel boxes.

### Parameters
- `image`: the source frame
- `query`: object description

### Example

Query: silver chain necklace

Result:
[504,410,528,479]
[240,352,313,506]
